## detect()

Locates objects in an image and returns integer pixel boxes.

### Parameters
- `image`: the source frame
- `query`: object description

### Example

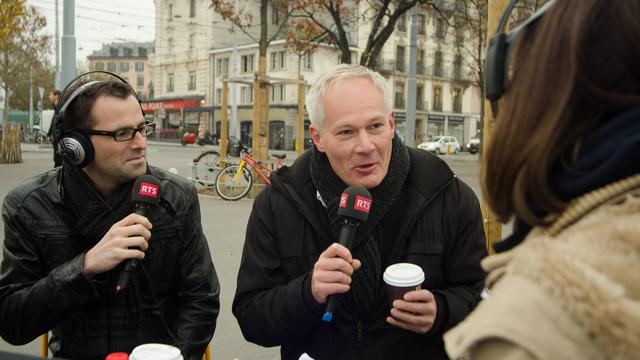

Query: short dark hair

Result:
[60,81,136,131]
[50,89,61,97]
[484,0,640,225]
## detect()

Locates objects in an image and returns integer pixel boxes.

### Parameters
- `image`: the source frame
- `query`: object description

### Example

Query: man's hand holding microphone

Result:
[81,175,160,294]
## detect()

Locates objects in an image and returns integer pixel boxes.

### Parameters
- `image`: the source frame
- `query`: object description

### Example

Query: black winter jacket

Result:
[0,166,220,360]
[233,148,487,360]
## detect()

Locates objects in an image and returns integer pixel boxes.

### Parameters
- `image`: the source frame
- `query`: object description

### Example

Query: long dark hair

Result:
[484,0,640,225]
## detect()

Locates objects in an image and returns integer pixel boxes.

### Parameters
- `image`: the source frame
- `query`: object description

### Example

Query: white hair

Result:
[305,64,392,131]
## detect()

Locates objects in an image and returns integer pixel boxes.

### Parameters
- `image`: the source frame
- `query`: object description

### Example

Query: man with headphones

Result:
[0,73,220,360]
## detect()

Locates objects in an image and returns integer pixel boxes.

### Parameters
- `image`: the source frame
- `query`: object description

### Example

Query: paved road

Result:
[0,142,496,359]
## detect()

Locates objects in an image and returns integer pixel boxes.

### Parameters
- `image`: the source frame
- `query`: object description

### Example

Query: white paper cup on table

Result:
[383,263,425,305]
[129,343,183,360]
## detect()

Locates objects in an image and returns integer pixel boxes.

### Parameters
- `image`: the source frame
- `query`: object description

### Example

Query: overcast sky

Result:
[28,0,156,63]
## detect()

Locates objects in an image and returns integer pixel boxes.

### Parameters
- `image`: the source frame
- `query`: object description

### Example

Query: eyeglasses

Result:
[80,122,156,142]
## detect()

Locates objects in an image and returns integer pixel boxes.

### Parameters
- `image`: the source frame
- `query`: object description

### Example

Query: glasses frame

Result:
[79,122,156,142]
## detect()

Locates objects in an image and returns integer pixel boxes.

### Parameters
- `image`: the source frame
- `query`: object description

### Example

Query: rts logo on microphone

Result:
[354,196,371,213]
[139,182,159,197]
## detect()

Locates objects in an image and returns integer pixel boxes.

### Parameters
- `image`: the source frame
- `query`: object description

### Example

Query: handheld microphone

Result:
[322,185,372,323]
[115,175,160,293]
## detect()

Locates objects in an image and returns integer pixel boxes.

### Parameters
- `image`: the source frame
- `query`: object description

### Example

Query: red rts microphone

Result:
[322,185,372,322]
[116,175,160,293]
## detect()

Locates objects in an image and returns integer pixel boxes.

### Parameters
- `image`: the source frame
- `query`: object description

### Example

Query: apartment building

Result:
[87,42,154,99]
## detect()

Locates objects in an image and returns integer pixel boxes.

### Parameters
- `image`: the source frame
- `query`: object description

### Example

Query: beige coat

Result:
[444,174,640,360]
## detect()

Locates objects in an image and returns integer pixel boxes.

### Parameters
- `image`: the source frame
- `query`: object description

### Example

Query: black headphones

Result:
[53,71,145,167]
[485,0,557,117]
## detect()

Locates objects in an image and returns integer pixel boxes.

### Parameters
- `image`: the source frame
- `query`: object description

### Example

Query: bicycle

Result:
[215,142,286,201]
[191,150,222,188]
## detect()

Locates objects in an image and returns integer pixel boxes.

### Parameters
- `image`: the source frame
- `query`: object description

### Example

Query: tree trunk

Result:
[0,124,23,163]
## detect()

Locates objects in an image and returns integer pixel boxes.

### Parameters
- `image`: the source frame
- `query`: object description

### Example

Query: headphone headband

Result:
[485,0,557,117]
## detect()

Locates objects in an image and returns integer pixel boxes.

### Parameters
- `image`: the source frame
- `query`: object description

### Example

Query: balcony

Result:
[394,97,406,109]
[416,101,428,111]
[433,66,445,78]
[417,62,426,75]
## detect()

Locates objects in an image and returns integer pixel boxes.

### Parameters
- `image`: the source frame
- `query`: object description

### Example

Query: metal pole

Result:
[296,75,305,155]
[54,0,61,89]
[29,68,33,132]
[405,5,418,147]
[61,0,76,87]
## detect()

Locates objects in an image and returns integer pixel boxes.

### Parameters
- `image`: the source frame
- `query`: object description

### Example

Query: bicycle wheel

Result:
[192,150,220,188]
[215,164,253,201]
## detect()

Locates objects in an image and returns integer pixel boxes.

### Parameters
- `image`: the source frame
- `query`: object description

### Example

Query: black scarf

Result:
[61,163,143,354]
[495,106,640,252]
[310,133,410,318]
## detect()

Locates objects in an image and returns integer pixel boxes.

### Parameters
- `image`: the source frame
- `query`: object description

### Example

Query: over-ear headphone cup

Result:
[59,131,94,168]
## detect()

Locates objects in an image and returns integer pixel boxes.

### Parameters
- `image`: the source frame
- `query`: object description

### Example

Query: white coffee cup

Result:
[383,263,425,304]
[129,343,184,360]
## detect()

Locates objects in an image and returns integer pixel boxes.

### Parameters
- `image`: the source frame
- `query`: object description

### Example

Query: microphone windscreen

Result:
[131,175,160,206]
[337,185,372,222]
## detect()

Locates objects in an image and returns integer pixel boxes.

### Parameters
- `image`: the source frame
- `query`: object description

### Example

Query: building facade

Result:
[87,42,154,99]
[151,0,481,148]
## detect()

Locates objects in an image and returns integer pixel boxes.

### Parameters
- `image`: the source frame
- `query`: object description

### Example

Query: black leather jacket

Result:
[0,166,220,360]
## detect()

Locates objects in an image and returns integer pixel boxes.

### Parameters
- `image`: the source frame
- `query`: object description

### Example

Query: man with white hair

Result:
[233,64,486,359]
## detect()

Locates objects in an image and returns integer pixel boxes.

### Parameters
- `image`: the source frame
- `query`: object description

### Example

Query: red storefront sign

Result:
[141,99,201,112]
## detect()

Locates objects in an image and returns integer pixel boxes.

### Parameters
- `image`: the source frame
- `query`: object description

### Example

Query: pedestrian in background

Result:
[47,89,62,167]
[445,0,640,359]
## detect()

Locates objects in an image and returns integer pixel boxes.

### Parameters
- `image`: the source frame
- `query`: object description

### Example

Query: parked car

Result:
[467,137,480,154]
[418,136,460,155]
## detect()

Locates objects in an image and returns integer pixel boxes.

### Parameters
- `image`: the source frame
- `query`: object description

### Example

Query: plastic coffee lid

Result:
[129,343,183,360]
[383,263,425,287]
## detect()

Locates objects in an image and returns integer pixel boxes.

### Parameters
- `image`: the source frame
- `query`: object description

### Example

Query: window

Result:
[433,85,442,112]
[168,3,173,22]
[216,58,229,76]
[397,13,407,32]
[453,88,462,113]
[417,84,425,110]
[302,52,313,70]
[138,47,147,57]
[188,71,196,91]
[120,62,129,71]
[270,83,285,103]
[189,33,195,50]
[241,54,254,73]
[190,0,196,18]
[396,46,405,72]
[272,5,280,25]
[168,38,174,53]
[95,62,104,71]
[453,55,463,80]
[270,51,286,70]
[107,62,116,72]
[167,73,174,92]
[434,51,443,77]
[109,47,118,56]
[137,75,144,87]
[436,18,446,39]
[216,88,222,104]
[394,82,405,108]
[135,62,144,72]
[417,49,425,75]
[417,14,426,35]
[241,86,253,104]
[456,29,465,46]
[123,48,133,57]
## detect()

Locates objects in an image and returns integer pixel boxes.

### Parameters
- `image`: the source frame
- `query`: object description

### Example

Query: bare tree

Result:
[0,0,52,163]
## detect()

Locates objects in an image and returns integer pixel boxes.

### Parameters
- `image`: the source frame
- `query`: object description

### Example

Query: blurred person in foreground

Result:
[445,1,640,359]
[233,64,487,359]
[0,79,220,359]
